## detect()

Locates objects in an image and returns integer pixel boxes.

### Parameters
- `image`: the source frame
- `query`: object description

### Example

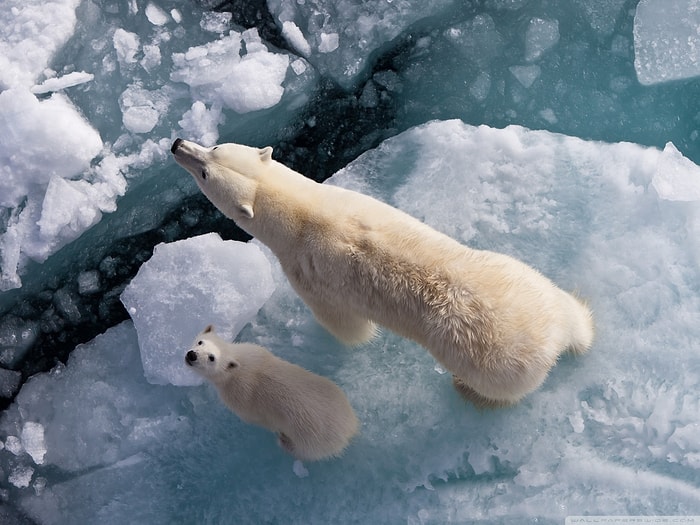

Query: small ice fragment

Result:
[5,435,22,455]
[77,270,101,295]
[510,65,541,88]
[113,29,140,67]
[524,18,559,62]
[31,72,95,94]
[434,364,447,375]
[651,142,700,201]
[9,466,34,488]
[568,412,585,433]
[282,21,311,57]
[145,2,169,26]
[293,460,309,478]
[21,422,46,465]
[200,12,232,33]
[319,33,339,53]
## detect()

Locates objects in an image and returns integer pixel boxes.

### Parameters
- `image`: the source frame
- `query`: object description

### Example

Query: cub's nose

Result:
[185,350,197,364]
[171,138,183,154]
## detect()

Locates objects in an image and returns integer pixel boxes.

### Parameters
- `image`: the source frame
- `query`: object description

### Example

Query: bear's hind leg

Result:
[452,376,517,410]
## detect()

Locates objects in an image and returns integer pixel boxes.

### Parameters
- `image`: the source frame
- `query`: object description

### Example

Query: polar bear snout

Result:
[185,350,198,365]
[171,137,183,154]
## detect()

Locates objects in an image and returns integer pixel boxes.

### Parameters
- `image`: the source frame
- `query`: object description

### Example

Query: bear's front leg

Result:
[306,299,378,346]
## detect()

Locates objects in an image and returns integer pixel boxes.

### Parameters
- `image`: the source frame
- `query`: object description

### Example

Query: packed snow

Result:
[1,0,699,523]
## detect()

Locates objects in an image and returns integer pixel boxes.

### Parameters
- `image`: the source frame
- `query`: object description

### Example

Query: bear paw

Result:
[452,376,516,410]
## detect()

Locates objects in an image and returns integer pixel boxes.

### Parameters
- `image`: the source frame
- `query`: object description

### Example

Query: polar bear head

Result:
[171,138,273,222]
[185,325,239,380]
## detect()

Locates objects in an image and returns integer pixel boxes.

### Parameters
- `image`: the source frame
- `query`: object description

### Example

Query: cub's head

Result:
[185,325,239,380]
[171,138,273,222]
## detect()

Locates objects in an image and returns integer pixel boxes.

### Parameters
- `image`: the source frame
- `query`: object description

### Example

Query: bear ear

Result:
[203,324,214,334]
[259,146,273,163]
[239,203,254,219]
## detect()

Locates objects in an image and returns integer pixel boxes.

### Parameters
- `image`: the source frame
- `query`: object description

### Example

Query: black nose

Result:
[186,350,197,364]
[171,138,183,154]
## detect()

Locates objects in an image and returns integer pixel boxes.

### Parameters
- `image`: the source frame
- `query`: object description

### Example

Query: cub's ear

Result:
[239,203,254,219]
[259,146,273,162]
[203,324,214,333]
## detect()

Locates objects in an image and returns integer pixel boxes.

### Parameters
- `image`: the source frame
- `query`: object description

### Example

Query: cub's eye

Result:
[208,354,215,362]
[227,361,237,369]
[197,340,203,346]
[201,169,207,180]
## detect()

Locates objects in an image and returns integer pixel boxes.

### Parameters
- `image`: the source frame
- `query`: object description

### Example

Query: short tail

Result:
[568,294,594,355]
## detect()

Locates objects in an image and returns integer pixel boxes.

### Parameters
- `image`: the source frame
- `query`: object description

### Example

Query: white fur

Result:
[173,139,594,408]
[185,325,359,461]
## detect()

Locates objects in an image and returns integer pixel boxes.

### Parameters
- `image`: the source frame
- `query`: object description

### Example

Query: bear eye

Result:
[208,354,215,362]
[197,340,203,346]
[200,169,207,180]
[227,361,237,369]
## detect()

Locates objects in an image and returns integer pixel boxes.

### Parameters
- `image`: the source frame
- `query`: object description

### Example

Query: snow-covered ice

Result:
[3,120,700,523]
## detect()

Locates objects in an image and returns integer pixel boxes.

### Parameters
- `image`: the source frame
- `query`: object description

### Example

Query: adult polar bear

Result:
[171,138,594,408]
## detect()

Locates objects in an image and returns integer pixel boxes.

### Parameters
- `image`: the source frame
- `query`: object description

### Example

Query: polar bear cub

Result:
[185,325,359,461]
[172,138,594,408]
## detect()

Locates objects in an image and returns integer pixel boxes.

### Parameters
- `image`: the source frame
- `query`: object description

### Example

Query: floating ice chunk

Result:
[9,466,34,488]
[445,15,504,68]
[200,11,232,33]
[510,65,541,88]
[634,0,700,85]
[120,233,276,386]
[177,101,222,146]
[0,88,104,289]
[573,0,626,36]
[293,460,309,478]
[0,322,194,473]
[5,435,23,456]
[524,18,559,62]
[140,44,162,72]
[281,21,310,58]
[539,108,558,124]
[113,28,140,68]
[53,287,83,324]
[0,0,81,89]
[77,270,102,295]
[31,71,94,94]
[119,84,169,134]
[21,422,46,465]
[319,33,340,53]
[470,71,491,101]
[145,2,169,26]
[0,89,102,209]
[171,30,290,114]
[652,142,700,201]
